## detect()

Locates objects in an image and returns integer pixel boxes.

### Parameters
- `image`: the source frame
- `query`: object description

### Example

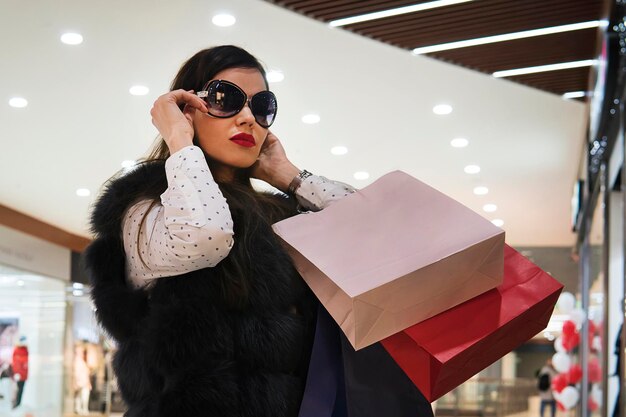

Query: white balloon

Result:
[569,308,586,328]
[588,308,603,326]
[552,352,571,373]
[558,292,576,313]
[554,336,566,352]
[592,336,602,352]
[591,384,602,406]
[560,386,580,409]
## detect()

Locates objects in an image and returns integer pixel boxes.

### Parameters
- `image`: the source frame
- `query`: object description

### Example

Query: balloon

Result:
[551,373,569,393]
[592,335,602,352]
[557,401,566,411]
[567,364,582,384]
[569,308,586,329]
[588,397,599,411]
[562,331,580,351]
[562,320,577,336]
[558,292,576,313]
[588,307,602,326]
[554,336,566,352]
[560,386,580,409]
[589,320,597,335]
[591,384,602,406]
[553,352,571,373]
[588,357,602,383]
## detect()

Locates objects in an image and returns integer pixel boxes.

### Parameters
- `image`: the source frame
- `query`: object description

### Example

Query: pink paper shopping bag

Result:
[273,171,505,350]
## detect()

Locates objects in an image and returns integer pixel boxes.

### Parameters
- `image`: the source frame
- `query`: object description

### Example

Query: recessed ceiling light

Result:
[17,280,25,287]
[329,0,474,27]
[492,59,597,78]
[412,21,603,54]
[212,13,236,27]
[60,32,83,45]
[450,138,468,148]
[121,160,136,169]
[129,85,149,96]
[473,186,489,195]
[464,165,480,174]
[73,283,84,289]
[73,290,84,297]
[562,91,587,99]
[433,104,453,115]
[302,114,321,124]
[331,146,348,155]
[266,70,284,83]
[483,204,498,213]
[354,171,370,180]
[76,188,90,197]
[492,219,504,227]
[9,97,28,108]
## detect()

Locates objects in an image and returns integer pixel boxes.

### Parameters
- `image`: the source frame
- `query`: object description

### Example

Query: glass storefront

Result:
[0,261,125,417]
[0,264,66,417]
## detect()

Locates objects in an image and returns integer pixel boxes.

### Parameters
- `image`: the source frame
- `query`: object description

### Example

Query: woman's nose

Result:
[236,102,255,126]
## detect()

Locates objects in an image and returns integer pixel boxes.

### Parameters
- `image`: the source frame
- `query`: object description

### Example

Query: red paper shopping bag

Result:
[381,244,563,402]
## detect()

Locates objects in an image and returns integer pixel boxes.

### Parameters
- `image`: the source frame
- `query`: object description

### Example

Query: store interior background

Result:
[1,0,625,416]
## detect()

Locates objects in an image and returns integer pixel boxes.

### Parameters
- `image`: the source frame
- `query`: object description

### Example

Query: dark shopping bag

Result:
[299,306,433,417]
[380,244,563,401]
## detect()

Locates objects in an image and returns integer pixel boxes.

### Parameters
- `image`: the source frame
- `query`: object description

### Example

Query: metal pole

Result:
[603,163,610,417]
[616,96,626,416]
[582,212,591,417]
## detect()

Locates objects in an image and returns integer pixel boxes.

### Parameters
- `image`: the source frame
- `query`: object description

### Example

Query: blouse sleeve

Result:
[294,174,357,212]
[122,145,234,288]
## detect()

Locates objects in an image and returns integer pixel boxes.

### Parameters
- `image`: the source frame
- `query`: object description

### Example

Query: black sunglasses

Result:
[197,80,277,128]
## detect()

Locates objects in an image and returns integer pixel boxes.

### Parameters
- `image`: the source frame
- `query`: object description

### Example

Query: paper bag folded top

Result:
[272,170,505,350]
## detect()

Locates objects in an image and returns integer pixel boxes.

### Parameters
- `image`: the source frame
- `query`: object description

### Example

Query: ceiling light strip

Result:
[562,91,587,99]
[329,0,474,27]
[412,20,603,54]
[492,60,597,78]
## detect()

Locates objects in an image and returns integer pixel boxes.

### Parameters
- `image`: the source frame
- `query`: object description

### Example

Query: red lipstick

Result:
[230,132,256,148]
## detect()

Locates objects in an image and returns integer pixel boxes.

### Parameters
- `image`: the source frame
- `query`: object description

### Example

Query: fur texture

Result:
[84,161,317,417]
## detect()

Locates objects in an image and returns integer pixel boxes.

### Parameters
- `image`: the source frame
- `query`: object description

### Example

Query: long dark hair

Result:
[130,45,296,308]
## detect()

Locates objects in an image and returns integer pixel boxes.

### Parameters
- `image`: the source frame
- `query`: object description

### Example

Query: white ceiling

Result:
[0,0,588,247]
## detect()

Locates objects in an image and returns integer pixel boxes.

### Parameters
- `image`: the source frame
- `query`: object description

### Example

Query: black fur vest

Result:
[83,161,317,417]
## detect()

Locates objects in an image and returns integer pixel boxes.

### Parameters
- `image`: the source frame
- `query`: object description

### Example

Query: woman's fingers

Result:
[168,89,208,112]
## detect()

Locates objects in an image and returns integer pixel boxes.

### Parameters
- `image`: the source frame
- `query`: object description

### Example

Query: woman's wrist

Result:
[166,134,194,155]
[267,163,300,193]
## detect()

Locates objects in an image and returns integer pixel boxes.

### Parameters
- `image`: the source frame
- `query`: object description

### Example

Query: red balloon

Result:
[562,332,580,351]
[588,397,599,411]
[588,357,602,383]
[568,364,583,384]
[562,320,577,336]
[551,373,569,393]
[589,332,595,351]
[589,320,597,336]
[557,401,566,412]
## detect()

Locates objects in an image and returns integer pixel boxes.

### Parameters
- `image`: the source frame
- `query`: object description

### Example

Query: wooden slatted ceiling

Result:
[266,0,605,97]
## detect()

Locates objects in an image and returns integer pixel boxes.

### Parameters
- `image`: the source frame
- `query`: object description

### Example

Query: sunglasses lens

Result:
[205,81,246,117]
[250,91,277,128]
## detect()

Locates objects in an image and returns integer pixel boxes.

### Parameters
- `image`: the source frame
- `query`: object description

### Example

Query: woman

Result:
[11,336,28,409]
[73,347,91,416]
[84,45,356,417]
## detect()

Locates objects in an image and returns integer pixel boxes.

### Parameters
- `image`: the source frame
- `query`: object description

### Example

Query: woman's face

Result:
[192,67,269,180]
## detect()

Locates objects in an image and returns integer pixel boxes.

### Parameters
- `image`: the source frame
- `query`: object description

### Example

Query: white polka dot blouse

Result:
[123,145,356,288]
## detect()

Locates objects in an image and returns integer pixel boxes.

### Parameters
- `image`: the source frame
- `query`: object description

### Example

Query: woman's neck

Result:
[210,160,240,184]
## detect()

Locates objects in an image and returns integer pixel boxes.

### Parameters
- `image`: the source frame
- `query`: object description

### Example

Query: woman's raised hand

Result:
[251,131,300,192]
[150,89,208,154]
